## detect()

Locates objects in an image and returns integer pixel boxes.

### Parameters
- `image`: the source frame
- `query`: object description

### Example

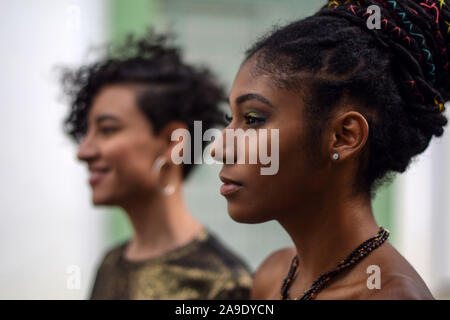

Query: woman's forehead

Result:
[230,59,305,113]
[89,85,139,118]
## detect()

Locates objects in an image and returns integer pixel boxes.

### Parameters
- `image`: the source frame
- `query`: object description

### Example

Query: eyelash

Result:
[224,112,266,126]
[245,112,266,126]
[224,114,233,123]
[100,126,119,135]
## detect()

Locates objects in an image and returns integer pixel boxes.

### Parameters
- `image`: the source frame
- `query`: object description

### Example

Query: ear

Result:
[328,111,369,161]
[156,121,190,161]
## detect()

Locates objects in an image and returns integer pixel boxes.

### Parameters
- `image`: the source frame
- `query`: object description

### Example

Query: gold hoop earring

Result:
[152,156,176,196]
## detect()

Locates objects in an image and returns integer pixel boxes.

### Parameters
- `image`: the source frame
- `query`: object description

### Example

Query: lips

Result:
[219,175,243,196]
[88,166,110,186]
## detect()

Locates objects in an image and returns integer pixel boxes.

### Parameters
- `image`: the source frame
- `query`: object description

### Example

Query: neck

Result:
[120,187,203,261]
[278,187,379,288]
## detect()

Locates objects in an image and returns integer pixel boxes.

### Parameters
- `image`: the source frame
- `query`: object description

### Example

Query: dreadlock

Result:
[245,0,450,196]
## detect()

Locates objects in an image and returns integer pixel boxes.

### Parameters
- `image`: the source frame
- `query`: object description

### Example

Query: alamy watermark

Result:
[366,5,382,30]
[366,265,381,289]
[66,265,81,290]
[66,4,81,31]
[170,121,279,175]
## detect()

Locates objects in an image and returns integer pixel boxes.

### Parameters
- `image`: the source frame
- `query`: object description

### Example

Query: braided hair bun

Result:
[320,0,449,116]
[246,0,449,195]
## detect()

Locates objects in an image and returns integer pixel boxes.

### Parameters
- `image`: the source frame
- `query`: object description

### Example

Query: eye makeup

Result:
[224,108,269,128]
[244,110,266,126]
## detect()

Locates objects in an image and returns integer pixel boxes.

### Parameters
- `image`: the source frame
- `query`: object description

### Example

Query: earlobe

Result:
[152,156,176,196]
[330,111,369,161]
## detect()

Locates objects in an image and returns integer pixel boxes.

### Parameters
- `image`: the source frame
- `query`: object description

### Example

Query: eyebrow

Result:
[94,114,121,124]
[230,93,276,109]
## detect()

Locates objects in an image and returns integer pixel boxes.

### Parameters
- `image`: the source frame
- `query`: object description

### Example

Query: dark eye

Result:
[100,127,119,135]
[224,114,233,124]
[244,112,266,126]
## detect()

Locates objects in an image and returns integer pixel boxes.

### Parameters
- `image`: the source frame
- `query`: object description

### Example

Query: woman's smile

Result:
[88,166,111,186]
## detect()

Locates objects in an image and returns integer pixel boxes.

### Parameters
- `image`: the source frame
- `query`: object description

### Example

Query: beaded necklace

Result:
[280,226,389,300]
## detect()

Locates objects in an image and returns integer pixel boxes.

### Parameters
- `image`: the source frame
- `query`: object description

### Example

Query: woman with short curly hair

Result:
[61,32,252,300]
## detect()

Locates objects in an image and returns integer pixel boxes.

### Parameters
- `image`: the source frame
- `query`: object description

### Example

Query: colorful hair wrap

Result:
[326,0,448,113]
[435,96,446,112]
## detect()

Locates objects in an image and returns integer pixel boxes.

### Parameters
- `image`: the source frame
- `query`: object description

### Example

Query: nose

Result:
[77,133,99,162]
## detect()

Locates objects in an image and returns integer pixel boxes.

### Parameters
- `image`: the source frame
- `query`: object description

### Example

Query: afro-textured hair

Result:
[245,0,449,197]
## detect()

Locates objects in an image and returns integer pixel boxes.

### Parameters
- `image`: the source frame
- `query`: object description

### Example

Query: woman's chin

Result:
[227,204,270,224]
[92,192,116,206]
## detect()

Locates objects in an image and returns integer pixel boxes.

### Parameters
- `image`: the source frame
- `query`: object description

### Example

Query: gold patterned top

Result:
[90,228,253,299]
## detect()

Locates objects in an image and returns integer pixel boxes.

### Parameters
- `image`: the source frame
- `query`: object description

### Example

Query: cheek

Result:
[102,137,155,187]
[226,129,299,222]
[278,125,328,197]
[257,123,316,211]
[224,119,324,221]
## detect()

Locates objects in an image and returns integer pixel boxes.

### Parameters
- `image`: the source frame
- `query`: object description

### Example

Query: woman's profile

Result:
[61,32,252,300]
[214,0,449,299]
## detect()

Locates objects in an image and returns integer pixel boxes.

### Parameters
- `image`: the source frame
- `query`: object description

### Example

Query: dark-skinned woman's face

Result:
[218,57,329,223]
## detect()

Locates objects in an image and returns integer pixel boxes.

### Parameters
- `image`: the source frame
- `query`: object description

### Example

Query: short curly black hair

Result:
[61,31,225,179]
[245,0,449,196]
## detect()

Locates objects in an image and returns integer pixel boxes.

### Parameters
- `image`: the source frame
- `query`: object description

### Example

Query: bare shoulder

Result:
[320,242,435,300]
[357,243,434,300]
[251,247,297,299]
[367,274,434,300]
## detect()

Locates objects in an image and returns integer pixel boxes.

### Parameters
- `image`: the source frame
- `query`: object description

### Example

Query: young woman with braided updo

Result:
[214,0,449,299]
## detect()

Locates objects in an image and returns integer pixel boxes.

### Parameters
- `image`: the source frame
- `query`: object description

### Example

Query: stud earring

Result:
[332,153,340,161]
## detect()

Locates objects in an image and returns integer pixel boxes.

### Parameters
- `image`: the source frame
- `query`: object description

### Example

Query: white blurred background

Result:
[0,0,449,299]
